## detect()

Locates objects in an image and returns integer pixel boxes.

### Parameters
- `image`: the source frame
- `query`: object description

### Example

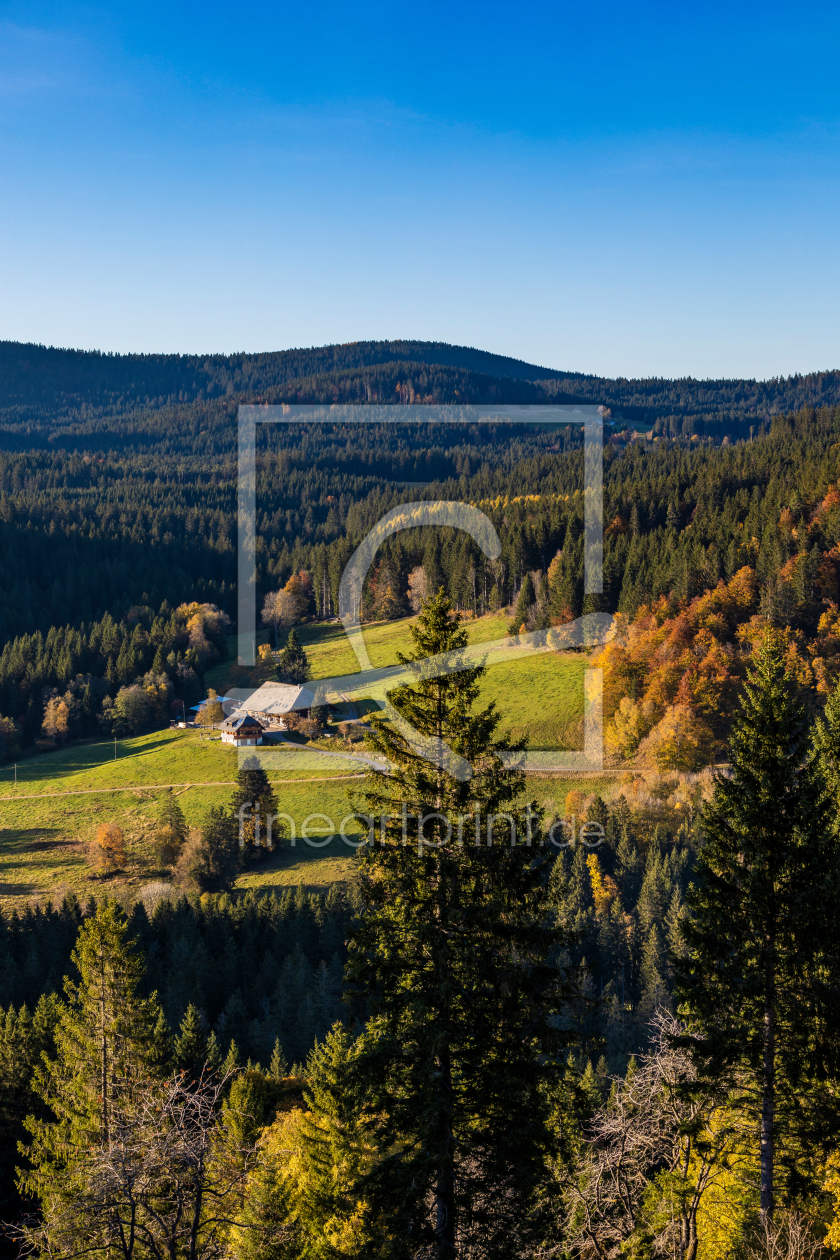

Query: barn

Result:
[232,681,316,729]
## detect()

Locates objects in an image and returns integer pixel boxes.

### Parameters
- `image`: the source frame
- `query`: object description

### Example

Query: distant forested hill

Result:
[0,340,563,413]
[1,338,839,444]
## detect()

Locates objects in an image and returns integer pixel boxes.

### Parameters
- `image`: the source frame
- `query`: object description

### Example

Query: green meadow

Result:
[0,730,364,906]
[208,613,587,751]
[0,614,601,909]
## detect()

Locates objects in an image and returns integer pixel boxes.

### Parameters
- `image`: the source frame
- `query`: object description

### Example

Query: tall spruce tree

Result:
[674,638,840,1220]
[173,1002,208,1077]
[276,629,310,685]
[344,590,573,1258]
[232,756,280,850]
[20,902,163,1220]
[0,993,60,1218]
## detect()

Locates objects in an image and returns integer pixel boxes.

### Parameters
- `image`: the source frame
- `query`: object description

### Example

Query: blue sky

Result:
[1,1,839,377]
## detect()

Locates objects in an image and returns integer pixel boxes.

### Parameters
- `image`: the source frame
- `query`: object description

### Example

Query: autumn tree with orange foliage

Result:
[592,562,840,768]
[596,567,757,762]
[89,823,127,875]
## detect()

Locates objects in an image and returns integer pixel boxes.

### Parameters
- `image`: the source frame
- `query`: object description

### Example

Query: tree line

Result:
[0,601,229,755]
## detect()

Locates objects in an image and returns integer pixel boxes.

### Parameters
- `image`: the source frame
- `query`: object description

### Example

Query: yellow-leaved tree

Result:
[231,1025,385,1259]
[637,704,716,772]
[90,823,126,874]
[605,696,657,759]
[197,688,225,728]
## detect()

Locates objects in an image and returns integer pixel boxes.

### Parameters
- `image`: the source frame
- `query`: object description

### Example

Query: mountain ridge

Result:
[1,338,839,441]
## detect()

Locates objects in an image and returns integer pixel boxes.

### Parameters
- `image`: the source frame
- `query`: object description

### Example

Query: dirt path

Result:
[0,774,366,802]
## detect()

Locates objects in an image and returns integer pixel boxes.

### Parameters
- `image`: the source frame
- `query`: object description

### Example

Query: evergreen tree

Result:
[222,1039,242,1076]
[276,1024,388,1258]
[812,678,840,800]
[0,993,60,1217]
[173,1002,208,1077]
[148,1006,173,1076]
[276,629,310,685]
[614,830,644,908]
[20,903,162,1214]
[580,1058,603,1111]
[568,844,595,918]
[508,571,535,633]
[636,845,672,932]
[232,756,279,850]
[674,638,840,1219]
[206,1029,223,1073]
[664,886,685,963]
[344,590,573,1257]
[638,923,669,1023]
[217,1072,272,1207]
[269,1037,289,1081]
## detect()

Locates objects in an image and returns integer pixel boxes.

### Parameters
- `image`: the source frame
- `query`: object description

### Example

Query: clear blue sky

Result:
[1,0,839,378]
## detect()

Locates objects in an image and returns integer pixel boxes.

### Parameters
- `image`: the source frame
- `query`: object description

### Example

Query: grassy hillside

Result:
[0,729,369,904]
[0,614,604,908]
[209,614,587,751]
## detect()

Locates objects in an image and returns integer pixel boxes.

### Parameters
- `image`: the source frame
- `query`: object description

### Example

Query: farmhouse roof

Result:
[220,713,265,732]
[235,682,316,717]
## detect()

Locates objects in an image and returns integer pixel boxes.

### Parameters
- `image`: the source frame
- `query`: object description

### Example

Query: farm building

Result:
[232,681,316,729]
[219,714,266,746]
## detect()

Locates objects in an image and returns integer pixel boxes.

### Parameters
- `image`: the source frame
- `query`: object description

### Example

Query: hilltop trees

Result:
[344,590,573,1257]
[674,639,840,1219]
